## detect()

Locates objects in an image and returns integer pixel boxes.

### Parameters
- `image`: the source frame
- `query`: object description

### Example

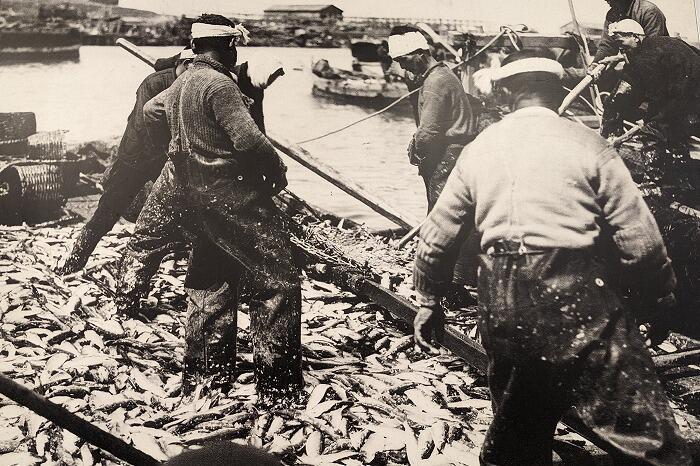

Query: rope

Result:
[296,28,514,145]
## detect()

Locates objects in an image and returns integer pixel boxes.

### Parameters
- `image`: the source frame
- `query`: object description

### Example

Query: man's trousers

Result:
[118,159,302,394]
[476,244,690,466]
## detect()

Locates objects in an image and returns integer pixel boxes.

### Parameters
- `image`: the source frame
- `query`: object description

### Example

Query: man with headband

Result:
[412,49,690,465]
[388,25,478,213]
[118,14,302,399]
[55,48,194,275]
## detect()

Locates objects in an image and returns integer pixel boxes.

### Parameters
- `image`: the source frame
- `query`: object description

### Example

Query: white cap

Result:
[388,31,429,58]
[491,57,564,82]
[609,19,645,36]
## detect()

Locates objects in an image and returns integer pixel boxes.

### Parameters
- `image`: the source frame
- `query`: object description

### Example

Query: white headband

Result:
[491,57,564,81]
[388,31,429,58]
[191,23,250,45]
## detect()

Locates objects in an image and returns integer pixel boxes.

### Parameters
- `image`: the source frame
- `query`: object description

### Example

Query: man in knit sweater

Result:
[412,50,690,465]
[388,26,478,212]
[117,14,302,397]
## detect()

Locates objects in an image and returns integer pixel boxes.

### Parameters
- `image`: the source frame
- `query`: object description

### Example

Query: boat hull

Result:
[312,76,410,109]
[0,29,81,62]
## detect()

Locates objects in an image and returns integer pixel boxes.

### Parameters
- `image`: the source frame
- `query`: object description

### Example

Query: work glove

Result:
[413,304,445,355]
[639,292,677,347]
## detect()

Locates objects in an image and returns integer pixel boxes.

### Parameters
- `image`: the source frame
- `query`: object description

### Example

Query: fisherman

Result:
[54,48,194,275]
[412,49,690,465]
[610,19,700,171]
[118,14,302,398]
[592,0,668,64]
[388,25,478,212]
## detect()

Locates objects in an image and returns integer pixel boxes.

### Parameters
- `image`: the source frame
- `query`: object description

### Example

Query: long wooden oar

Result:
[0,374,160,466]
[268,134,419,230]
[558,63,605,116]
[115,38,156,67]
[115,38,419,231]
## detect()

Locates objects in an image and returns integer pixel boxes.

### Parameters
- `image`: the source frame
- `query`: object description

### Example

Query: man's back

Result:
[458,107,617,250]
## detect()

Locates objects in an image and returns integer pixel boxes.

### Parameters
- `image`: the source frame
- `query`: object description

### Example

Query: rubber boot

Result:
[55,226,102,275]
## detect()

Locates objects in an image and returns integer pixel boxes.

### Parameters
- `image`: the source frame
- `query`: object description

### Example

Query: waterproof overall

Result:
[477,242,690,466]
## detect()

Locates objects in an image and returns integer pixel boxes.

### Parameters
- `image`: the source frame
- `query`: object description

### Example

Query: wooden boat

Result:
[311,39,411,109]
[0,25,81,62]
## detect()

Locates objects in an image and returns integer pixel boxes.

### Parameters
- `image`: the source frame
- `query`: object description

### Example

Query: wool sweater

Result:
[145,56,284,179]
[595,0,668,62]
[413,106,674,304]
[413,63,476,166]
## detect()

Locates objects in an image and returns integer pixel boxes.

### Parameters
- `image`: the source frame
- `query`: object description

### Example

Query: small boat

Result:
[311,39,411,109]
[0,25,81,62]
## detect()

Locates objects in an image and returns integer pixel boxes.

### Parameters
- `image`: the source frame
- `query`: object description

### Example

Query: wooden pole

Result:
[0,374,160,466]
[115,38,156,67]
[396,219,425,249]
[268,133,420,230]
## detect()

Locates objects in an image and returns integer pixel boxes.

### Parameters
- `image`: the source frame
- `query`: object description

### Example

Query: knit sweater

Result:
[413,106,674,304]
[413,63,476,166]
[594,0,668,62]
[145,56,284,179]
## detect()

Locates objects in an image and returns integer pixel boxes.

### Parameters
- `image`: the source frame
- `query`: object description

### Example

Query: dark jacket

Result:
[594,0,668,61]
[412,63,477,177]
[118,67,176,165]
[624,36,700,123]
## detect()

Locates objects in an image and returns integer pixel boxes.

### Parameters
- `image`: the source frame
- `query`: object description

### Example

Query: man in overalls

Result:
[412,50,690,465]
[118,14,302,398]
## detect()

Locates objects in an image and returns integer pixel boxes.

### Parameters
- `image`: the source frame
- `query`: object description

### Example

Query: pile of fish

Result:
[0,223,511,465]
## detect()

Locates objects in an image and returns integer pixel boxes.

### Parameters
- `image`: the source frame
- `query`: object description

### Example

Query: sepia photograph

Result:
[0,0,700,464]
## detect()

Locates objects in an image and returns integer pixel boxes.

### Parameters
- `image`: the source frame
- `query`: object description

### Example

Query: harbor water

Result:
[0,46,424,229]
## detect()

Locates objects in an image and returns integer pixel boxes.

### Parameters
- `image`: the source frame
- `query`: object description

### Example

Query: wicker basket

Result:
[27,130,68,160]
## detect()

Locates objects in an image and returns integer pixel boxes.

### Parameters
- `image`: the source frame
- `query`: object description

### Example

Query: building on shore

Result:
[560,20,603,37]
[263,4,343,24]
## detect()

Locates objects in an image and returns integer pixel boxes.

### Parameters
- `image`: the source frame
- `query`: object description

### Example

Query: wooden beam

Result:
[0,374,160,466]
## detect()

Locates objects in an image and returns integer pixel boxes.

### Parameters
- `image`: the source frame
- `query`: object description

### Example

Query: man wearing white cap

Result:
[388,25,478,212]
[412,49,690,465]
[56,47,194,275]
[610,19,700,165]
[118,14,302,398]
[593,0,667,64]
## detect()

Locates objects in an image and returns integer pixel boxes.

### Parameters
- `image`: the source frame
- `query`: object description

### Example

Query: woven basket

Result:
[27,130,68,160]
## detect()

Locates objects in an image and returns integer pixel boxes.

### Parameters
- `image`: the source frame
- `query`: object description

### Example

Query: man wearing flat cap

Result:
[118,13,302,399]
[412,49,690,465]
[56,48,194,275]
